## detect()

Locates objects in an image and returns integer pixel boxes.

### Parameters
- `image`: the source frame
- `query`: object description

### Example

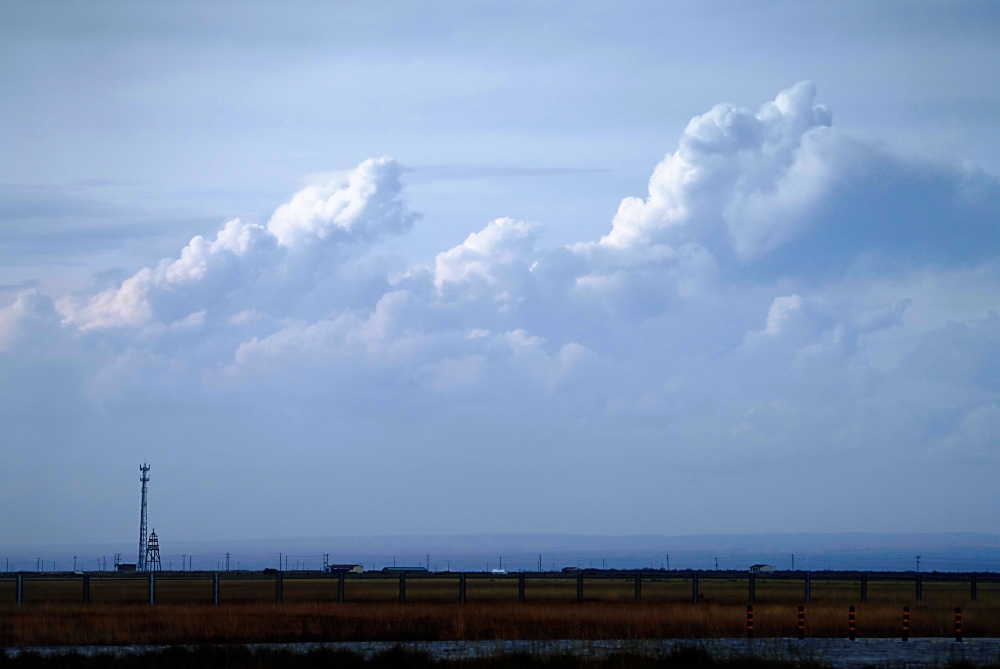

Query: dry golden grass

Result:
[2,574,995,646]
[1,601,999,646]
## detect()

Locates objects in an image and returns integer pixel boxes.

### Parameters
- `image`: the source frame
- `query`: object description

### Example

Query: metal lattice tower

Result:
[145,529,162,571]
[138,463,150,571]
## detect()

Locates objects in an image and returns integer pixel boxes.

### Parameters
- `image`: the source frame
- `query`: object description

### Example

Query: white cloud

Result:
[0,290,61,352]
[598,81,836,260]
[267,157,418,248]
[763,294,804,336]
[57,158,416,331]
[4,83,1000,538]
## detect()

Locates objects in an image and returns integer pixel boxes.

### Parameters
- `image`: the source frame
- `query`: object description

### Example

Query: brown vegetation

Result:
[1,574,996,646]
[1,600,999,646]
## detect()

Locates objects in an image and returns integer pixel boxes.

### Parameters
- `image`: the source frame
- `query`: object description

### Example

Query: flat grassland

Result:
[1,575,996,646]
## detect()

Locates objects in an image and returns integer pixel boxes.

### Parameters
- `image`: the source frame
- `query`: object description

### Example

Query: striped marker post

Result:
[747,605,754,639]
[849,606,856,641]
[956,607,963,643]
[797,605,805,640]
[903,606,910,641]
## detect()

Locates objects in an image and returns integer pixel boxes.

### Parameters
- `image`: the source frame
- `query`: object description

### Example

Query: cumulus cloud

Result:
[57,158,415,331]
[4,82,1000,538]
[599,81,835,260]
[267,157,418,248]
[0,290,61,352]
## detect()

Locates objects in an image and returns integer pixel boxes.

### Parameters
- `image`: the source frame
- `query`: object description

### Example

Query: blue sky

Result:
[1,1,999,546]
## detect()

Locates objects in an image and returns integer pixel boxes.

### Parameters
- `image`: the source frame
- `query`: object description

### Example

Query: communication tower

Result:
[145,529,162,571]
[138,463,150,571]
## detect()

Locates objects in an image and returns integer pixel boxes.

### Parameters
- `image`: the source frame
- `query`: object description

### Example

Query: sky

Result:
[1,1,1000,548]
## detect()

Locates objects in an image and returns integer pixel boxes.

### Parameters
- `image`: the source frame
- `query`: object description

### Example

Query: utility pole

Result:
[666,555,670,571]
[138,463,150,571]
[916,556,921,572]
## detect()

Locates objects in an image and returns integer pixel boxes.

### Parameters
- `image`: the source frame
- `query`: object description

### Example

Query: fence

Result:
[1,571,996,606]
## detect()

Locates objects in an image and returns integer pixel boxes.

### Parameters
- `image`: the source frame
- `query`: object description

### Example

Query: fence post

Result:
[971,573,977,602]
[956,607,963,642]
[916,573,922,601]
[16,574,23,605]
[692,573,699,604]
[213,573,219,605]
[749,573,755,603]
[399,572,406,604]
[861,573,867,602]
[746,605,754,639]
[849,605,856,641]
[805,572,811,603]
[797,605,805,640]
[459,573,466,604]
[518,573,525,603]
[902,606,910,641]
[83,574,90,604]
[148,572,155,605]
[576,572,583,602]
[634,574,642,602]
[276,572,283,604]
[338,573,345,604]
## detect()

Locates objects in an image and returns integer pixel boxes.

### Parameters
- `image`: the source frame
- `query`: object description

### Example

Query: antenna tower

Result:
[138,463,150,571]
[145,529,162,571]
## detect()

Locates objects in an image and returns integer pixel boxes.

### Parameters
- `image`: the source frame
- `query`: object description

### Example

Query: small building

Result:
[560,566,581,573]
[115,563,137,572]
[749,564,774,573]
[325,564,364,574]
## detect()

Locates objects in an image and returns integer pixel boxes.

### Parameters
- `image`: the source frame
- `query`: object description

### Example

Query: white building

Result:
[749,564,774,573]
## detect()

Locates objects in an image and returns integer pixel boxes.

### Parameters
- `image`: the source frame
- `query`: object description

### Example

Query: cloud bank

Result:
[3,83,1000,541]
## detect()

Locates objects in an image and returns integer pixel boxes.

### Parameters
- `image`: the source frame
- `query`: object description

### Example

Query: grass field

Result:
[2,600,999,645]
[2,574,996,646]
